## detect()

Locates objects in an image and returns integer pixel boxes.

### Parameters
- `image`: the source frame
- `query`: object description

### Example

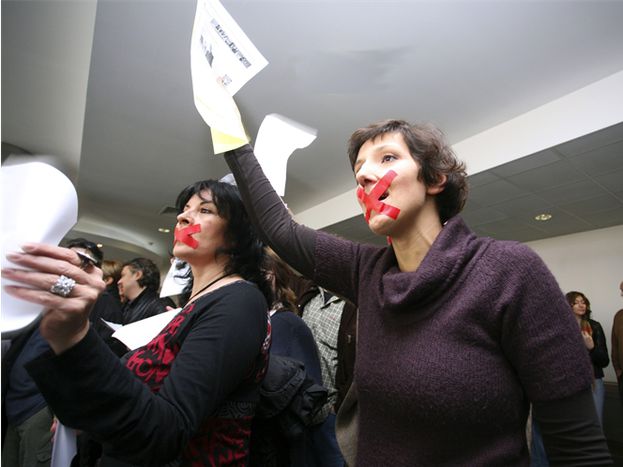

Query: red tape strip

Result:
[356,170,400,222]
[174,224,201,249]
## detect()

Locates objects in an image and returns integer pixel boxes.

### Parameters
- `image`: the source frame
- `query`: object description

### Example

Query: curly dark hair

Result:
[347,119,468,223]
[174,179,270,306]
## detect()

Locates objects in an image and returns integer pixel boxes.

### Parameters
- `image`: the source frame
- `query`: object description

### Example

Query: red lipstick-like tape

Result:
[356,170,400,222]
[174,224,201,249]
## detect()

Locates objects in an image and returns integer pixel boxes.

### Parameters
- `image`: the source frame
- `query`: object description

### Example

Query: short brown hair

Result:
[348,119,468,223]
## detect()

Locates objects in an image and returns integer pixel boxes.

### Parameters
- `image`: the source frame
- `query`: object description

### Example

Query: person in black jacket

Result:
[566,290,610,424]
[117,258,175,324]
[1,318,53,467]
[256,249,330,467]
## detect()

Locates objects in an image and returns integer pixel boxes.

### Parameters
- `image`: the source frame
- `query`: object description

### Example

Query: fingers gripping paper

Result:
[191,0,268,153]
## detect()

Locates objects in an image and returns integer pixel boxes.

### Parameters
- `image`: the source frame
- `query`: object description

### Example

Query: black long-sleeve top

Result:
[27,281,269,466]
[588,318,610,379]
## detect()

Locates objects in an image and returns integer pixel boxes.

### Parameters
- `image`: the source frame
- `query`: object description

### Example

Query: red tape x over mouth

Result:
[174,224,201,249]
[356,170,401,223]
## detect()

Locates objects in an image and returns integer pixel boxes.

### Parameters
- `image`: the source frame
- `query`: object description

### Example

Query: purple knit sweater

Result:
[225,145,596,466]
[314,220,593,465]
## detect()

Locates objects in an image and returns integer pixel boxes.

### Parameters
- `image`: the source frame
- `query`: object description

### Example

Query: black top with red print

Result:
[27,280,270,466]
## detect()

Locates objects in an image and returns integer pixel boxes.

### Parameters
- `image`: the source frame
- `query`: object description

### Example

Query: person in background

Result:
[117,257,175,324]
[101,260,123,307]
[2,178,272,465]
[297,282,354,466]
[224,119,611,464]
[1,317,53,467]
[612,281,623,403]
[65,239,124,352]
[566,291,610,424]
[260,249,337,467]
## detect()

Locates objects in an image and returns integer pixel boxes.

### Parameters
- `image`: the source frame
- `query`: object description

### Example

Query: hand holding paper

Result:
[190,0,268,153]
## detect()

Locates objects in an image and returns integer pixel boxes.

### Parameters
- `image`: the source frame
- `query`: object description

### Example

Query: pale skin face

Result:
[353,132,446,269]
[571,295,595,350]
[571,295,588,320]
[173,191,229,269]
[117,266,143,302]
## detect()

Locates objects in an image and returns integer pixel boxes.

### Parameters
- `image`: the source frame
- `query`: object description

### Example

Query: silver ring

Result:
[50,275,76,297]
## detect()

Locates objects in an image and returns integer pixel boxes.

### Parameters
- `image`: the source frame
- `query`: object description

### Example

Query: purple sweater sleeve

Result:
[225,145,317,278]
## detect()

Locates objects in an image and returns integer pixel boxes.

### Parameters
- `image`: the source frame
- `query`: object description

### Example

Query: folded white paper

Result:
[112,309,180,351]
[51,422,77,467]
[101,319,123,333]
[191,0,268,152]
[1,162,78,333]
[254,114,318,196]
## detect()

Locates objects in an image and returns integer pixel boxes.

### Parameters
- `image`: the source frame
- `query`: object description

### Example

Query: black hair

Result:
[123,257,161,292]
[174,180,271,306]
[65,237,103,267]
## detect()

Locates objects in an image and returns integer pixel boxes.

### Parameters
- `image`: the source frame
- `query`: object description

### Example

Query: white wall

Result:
[527,225,623,382]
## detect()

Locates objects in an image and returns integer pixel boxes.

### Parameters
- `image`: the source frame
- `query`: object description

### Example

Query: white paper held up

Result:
[1,162,78,333]
[254,114,318,196]
[190,0,268,153]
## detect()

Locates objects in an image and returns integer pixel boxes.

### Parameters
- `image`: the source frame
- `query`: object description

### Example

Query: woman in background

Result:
[101,260,123,307]
[566,290,610,424]
[260,249,341,466]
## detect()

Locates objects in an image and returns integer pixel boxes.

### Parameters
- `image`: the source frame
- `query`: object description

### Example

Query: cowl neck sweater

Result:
[314,216,592,466]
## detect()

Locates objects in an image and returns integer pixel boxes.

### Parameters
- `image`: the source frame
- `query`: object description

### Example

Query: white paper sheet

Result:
[1,162,78,333]
[254,114,318,196]
[101,319,123,333]
[112,309,180,351]
[160,258,191,298]
[51,422,77,467]
[190,0,268,152]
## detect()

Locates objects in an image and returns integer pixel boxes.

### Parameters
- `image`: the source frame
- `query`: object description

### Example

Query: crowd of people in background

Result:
[1,119,621,466]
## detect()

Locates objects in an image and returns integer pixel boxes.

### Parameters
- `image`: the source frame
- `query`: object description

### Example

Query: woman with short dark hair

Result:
[223,119,611,465]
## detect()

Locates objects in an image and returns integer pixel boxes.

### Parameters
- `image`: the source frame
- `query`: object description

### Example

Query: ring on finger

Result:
[50,275,76,297]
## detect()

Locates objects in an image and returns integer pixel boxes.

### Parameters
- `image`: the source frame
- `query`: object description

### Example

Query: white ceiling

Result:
[2,0,623,268]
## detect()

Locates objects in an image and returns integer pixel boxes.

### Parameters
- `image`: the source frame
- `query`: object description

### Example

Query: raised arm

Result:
[225,144,317,278]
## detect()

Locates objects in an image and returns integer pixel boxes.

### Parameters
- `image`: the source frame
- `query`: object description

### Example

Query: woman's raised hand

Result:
[581,330,595,350]
[2,243,106,354]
